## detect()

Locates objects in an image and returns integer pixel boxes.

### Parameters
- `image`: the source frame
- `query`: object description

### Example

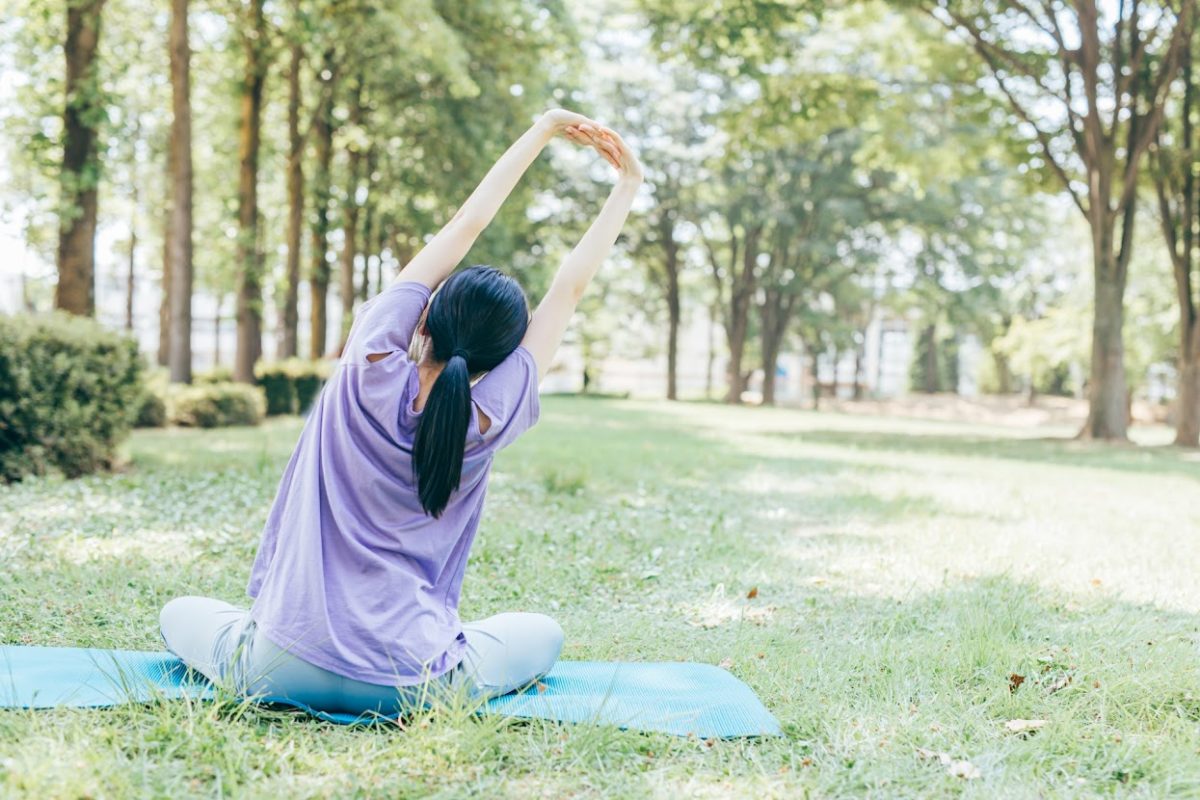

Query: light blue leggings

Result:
[159,596,563,716]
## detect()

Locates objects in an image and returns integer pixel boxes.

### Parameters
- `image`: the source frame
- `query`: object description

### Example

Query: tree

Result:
[277,0,304,359]
[165,0,193,383]
[1150,35,1200,446]
[56,0,108,316]
[915,0,1196,439]
[233,0,268,383]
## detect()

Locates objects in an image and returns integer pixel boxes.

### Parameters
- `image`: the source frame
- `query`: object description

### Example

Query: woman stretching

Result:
[159,109,643,716]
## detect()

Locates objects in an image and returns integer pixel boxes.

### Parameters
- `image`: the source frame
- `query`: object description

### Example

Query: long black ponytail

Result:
[413,266,529,517]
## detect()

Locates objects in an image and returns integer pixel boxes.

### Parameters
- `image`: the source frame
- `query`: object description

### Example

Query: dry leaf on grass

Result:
[718,658,734,670]
[746,586,759,599]
[1004,719,1048,735]
[1046,674,1072,694]
[1009,673,1026,693]
[916,748,981,780]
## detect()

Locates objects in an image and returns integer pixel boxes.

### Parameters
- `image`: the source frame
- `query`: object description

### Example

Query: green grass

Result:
[3,396,1200,798]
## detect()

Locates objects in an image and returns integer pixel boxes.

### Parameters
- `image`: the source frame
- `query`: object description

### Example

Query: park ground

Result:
[2,396,1200,798]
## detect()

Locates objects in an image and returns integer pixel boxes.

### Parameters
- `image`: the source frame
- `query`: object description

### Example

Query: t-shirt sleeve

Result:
[345,280,432,362]
[471,345,541,451]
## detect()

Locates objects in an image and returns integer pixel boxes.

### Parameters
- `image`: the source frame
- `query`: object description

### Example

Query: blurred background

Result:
[2,0,1196,443]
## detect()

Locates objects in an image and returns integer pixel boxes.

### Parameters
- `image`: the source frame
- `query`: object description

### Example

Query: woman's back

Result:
[246,281,540,685]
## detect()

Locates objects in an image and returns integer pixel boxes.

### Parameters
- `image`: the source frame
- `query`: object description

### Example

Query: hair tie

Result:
[451,348,469,361]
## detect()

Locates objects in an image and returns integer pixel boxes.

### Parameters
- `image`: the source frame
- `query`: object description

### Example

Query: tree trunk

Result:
[921,324,939,393]
[705,299,717,400]
[759,289,794,407]
[853,342,865,400]
[234,0,266,384]
[55,0,107,316]
[809,344,821,410]
[214,296,222,367]
[309,49,336,359]
[278,20,303,359]
[665,253,680,402]
[166,0,193,384]
[1175,315,1200,446]
[125,188,136,332]
[1081,260,1130,439]
[338,79,364,348]
[158,206,170,365]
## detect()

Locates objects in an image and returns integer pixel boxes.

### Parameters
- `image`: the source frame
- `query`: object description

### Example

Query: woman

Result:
[159,109,643,716]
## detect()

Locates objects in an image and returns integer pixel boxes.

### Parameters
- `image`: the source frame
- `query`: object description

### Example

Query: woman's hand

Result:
[539,108,597,134]
[564,123,644,182]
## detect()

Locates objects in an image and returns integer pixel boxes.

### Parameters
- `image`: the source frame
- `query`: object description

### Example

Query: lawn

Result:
[2,396,1200,798]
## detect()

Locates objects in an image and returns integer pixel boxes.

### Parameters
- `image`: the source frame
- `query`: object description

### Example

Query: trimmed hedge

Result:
[0,312,142,481]
[169,382,265,428]
[255,359,332,415]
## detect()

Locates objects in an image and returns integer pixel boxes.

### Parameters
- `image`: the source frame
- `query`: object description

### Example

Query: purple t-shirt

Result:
[246,280,540,685]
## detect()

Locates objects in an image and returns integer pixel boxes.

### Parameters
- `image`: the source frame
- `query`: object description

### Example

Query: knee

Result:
[159,595,200,646]
[528,613,564,674]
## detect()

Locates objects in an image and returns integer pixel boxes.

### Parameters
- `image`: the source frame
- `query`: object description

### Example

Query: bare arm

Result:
[395,109,599,291]
[523,125,644,378]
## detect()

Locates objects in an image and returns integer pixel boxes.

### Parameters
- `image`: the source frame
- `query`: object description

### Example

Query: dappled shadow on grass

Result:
[781,428,1200,480]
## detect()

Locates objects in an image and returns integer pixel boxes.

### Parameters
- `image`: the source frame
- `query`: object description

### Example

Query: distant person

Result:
[159,110,642,716]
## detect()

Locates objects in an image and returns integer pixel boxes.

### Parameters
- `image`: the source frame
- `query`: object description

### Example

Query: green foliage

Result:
[254,359,332,415]
[167,383,265,428]
[253,363,297,416]
[0,312,142,481]
[192,366,234,386]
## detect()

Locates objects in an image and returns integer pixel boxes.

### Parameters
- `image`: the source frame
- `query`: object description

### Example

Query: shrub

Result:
[169,382,265,428]
[288,358,332,413]
[0,312,143,481]
[254,358,332,415]
[193,365,234,385]
[254,362,296,415]
[133,389,168,428]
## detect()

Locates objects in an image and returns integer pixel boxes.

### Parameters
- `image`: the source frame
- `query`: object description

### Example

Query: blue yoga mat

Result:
[0,646,781,739]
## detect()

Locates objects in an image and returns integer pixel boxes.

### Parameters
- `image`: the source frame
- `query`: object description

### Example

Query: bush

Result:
[193,365,234,385]
[254,362,296,415]
[0,312,143,481]
[134,389,168,428]
[254,358,332,415]
[168,382,265,428]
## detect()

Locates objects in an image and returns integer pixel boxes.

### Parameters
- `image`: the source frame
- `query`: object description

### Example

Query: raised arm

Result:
[396,109,599,291]
[523,125,643,378]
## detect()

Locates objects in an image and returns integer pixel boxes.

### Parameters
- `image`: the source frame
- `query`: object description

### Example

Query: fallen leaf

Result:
[916,748,980,779]
[535,681,548,694]
[1046,674,1072,694]
[1009,673,1026,693]
[800,757,813,767]
[1004,719,1048,735]
[948,759,982,780]
[747,586,759,599]
[1090,578,1102,587]
[718,657,734,670]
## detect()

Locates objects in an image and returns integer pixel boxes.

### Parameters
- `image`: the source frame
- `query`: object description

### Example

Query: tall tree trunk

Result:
[662,220,681,401]
[234,0,266,383]
[55,0,107,316]
[337,78,364,349]
[920,323,939,393]
[360,196,374,303]
[279,18,304,359]
[759,289,795,406]
[214,296,222,367]
[809,344,821,410]
[158,205,170,365]
[1081,249,1130,439]
[125,185,136,331]
[309,48,336,359]
[166,0,193,384]
[1178,320,1200,446]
